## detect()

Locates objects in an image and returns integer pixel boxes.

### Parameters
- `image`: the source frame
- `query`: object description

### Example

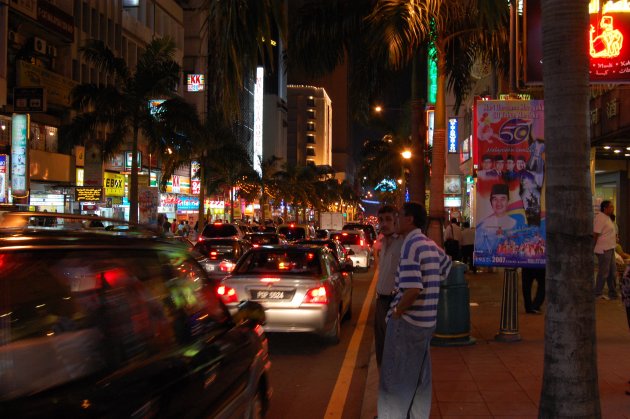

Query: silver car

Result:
[218,245,353,344]
[330,230,372,271]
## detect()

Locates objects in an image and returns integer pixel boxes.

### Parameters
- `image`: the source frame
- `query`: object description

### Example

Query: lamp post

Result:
[399,149,412,206]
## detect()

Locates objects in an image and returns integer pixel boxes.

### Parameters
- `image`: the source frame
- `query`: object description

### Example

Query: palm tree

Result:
[539,1,599,416]
[240,155,283,224]
[367,0,509,244]
[65,37,183,224]
[200,0,287,122]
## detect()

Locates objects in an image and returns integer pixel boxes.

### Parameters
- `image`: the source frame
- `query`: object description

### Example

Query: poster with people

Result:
[473,100,545,268]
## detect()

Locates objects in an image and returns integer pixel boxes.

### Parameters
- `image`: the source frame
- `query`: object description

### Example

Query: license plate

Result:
[251,290,293,301]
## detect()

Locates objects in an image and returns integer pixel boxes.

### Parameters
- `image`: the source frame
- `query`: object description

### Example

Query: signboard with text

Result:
[11,114,29,198]
[0,155,6,203]
[187,74,205,92]
[447,118,459,154]
[76,187,102,202]
[473,100,546,268]
[104,172,125,197]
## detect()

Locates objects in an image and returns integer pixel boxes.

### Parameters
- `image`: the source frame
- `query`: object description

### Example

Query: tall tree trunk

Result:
[130,124,139,224]
[260,184,266,225]
[408,49,426,206]
[539,1,600,416]
[230,184,235,222]
[197,164,205,231]
[427,50,447,245]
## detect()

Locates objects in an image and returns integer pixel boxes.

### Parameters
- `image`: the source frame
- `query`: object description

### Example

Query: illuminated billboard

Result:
[253,67,264,175]
[11,114,29,198]
[525,0,630,83]
[187,74,205,92]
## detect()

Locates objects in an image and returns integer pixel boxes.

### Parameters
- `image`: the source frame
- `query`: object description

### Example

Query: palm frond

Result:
[79,39,130,82]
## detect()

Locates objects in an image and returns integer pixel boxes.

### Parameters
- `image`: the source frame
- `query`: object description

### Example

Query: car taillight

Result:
[197,236,205,242]
[253,244,259,247]
[217,285,238,303]
[209,250,218,259]
[260,277,280,283]
[219,260,235,272]
[360,239,364,246]
[303,286,328,304]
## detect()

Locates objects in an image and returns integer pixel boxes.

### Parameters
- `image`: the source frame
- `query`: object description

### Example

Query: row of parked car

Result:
[0,212,378,418]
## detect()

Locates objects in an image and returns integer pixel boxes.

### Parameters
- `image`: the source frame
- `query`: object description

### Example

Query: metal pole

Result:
[495,268,522,342]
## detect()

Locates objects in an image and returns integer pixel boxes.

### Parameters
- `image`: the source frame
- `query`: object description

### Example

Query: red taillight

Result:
[209,250,218,259]
[219,260,235,272]
[197,236,205,242]
[214,222,222,225]
[260,277,280,283]
[360,239,364,247]
[253,244,260,248]
[217,285,238,304]
[303,286,328,304]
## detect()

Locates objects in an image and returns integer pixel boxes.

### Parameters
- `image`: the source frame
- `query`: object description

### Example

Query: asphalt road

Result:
[264,266,376,419]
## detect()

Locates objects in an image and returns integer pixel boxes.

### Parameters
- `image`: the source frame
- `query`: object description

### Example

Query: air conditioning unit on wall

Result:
[33,37,47,54]
[47,45,57,58]
[8,30,24,45]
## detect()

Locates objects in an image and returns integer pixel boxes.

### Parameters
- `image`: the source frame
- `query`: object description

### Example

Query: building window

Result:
[307,96,315,107]
[307,122,315,132]
[306,135,315,144]
[307,110,315,119]
[82,2,89,33]
[306,147,316,157]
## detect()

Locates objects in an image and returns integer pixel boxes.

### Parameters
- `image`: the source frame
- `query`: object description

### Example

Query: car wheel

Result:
[246,387,264,419]
[324,310,341,344]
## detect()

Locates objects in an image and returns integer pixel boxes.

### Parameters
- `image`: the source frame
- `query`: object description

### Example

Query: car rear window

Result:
[343,224,375,241]
[245,234,280,245]
[277,226,306,241]
[201,223,239,238]
[233,249,321,275]
[331,233,362,246]
[195,241,238,260]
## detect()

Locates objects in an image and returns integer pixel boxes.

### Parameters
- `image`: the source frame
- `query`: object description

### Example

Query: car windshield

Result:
[277,226,306,241]
[233,249,321,275]
[201,223,239,238]
[331,233,362,246]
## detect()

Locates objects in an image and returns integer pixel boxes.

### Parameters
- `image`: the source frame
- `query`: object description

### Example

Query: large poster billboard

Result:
[473,100,545,268]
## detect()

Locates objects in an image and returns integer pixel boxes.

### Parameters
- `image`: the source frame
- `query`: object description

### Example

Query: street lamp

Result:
[399,149,412,205]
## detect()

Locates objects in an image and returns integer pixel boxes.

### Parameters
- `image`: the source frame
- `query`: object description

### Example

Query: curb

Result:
[360,344,378,419]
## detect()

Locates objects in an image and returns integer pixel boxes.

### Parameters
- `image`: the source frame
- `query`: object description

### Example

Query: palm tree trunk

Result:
[229,185,235,222]
[130,124,139,224]
[427,50,447,245]
[197,164,205,231]
[408,49,426,206]
[539,1,600,416]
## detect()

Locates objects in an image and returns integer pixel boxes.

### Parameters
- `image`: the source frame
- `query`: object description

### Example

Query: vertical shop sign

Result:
[191,161,201,195]
[473,100,546,268]
[0,155,7,203]
[11,114,29,198]
[447,118,459,153]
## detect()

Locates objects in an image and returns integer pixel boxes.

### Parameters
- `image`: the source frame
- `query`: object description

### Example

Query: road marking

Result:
[325,269,378,417]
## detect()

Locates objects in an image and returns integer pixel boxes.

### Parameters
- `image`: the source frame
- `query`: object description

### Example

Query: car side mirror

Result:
[232,300,266,326]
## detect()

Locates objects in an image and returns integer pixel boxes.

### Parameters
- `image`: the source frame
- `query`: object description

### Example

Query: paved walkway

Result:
[361,269,630,418]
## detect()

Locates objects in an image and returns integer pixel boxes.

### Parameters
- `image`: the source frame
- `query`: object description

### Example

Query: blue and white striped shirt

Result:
[387,229,452,327]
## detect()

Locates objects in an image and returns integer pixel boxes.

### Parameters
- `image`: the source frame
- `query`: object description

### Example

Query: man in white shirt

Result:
[594,200,618,300]
[373,205,404,367]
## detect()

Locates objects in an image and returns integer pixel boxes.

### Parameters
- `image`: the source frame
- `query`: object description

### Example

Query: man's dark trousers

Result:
[374,294,393,367]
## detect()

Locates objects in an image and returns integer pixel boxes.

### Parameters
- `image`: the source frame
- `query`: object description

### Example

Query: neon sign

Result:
[187,74,205,92]
[448,118,458,154]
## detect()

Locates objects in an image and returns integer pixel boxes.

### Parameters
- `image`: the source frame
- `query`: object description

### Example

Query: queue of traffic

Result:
[0,213,378,418]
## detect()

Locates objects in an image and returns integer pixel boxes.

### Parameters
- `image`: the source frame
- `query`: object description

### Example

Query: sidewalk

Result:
[361,269,630,418]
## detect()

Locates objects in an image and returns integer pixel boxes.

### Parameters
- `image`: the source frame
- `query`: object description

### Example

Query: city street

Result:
[265,267,376,419]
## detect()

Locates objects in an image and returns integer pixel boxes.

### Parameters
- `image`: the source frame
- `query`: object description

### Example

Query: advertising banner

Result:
[473,100,546,268]
[104,172,125,197]
[177,195,199,211]
[76,187,102,202]
[11,114,29,198]
[0,155,6,203]
[139,187,158,225]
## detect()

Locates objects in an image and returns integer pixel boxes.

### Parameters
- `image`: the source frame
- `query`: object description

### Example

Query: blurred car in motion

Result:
[194,237,252,280]
[245,232,288,247]
[330,230,372,271]
[219,245,353,344]
[315,228,330,239]
[0,216,271,419]
[276,223,316,242]
[200,221,244,239]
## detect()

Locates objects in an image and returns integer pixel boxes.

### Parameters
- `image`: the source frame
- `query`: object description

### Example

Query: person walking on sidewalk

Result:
[378,202,452,419]
[594,200,618,300]
[522,267,545,314]
[374,205,404,368]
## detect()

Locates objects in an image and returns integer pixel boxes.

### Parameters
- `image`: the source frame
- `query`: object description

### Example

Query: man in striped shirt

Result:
[378,202,452,419]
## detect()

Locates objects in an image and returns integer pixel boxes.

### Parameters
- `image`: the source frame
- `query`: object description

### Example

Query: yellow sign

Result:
[75,187,102,202]
[104,172,125,197]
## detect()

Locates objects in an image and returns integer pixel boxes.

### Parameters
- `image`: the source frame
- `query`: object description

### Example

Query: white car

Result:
[331,230,371,270]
